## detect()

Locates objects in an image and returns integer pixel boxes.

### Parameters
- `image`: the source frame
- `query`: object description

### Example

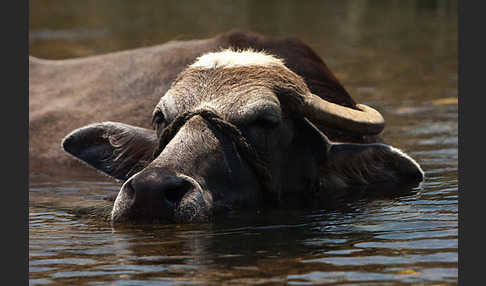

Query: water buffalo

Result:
[29,30,423,224]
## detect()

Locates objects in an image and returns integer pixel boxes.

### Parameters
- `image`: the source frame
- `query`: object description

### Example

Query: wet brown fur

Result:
[166,65,310,116]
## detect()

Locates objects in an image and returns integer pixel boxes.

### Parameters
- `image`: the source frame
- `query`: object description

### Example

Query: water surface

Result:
[29,1,458,285]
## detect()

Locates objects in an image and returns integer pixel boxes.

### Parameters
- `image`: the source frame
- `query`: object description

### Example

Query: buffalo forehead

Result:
[159,71,287,122]
[157,49,308,123]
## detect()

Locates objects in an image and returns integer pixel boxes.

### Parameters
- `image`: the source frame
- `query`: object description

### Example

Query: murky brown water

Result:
[29,1,458,285]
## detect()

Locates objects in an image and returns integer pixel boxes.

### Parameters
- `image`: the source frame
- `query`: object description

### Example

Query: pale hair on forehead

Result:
[190,48,285,69]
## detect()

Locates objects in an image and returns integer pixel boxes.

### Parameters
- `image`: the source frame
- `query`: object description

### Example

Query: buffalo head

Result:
[62,49,423,223]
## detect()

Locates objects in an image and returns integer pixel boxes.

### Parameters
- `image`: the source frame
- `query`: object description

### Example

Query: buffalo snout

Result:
[112,168,196,223]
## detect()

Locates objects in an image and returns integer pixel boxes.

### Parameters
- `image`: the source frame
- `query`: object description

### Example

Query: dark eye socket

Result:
[152,109,165,130]
[252,114,280,129]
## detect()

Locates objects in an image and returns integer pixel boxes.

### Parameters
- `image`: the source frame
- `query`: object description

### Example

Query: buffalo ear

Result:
[62,122,158,181]
[321,142,424,187]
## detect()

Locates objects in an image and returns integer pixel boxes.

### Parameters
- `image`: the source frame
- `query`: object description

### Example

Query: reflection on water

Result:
[29,0,457,285]
[29,164,458,285]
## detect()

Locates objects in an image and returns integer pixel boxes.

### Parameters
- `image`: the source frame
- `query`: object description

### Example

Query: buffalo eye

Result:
[152,109,165,130]
[252,113,280,129]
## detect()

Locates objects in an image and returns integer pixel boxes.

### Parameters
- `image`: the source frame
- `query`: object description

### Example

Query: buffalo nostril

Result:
[164,179,191,205]
[129,168,194,210]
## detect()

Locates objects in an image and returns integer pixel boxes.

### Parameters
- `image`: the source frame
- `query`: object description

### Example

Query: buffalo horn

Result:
[303,93,385,135]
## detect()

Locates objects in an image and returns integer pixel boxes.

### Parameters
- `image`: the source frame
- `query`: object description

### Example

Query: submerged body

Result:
[29,30,423,223]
